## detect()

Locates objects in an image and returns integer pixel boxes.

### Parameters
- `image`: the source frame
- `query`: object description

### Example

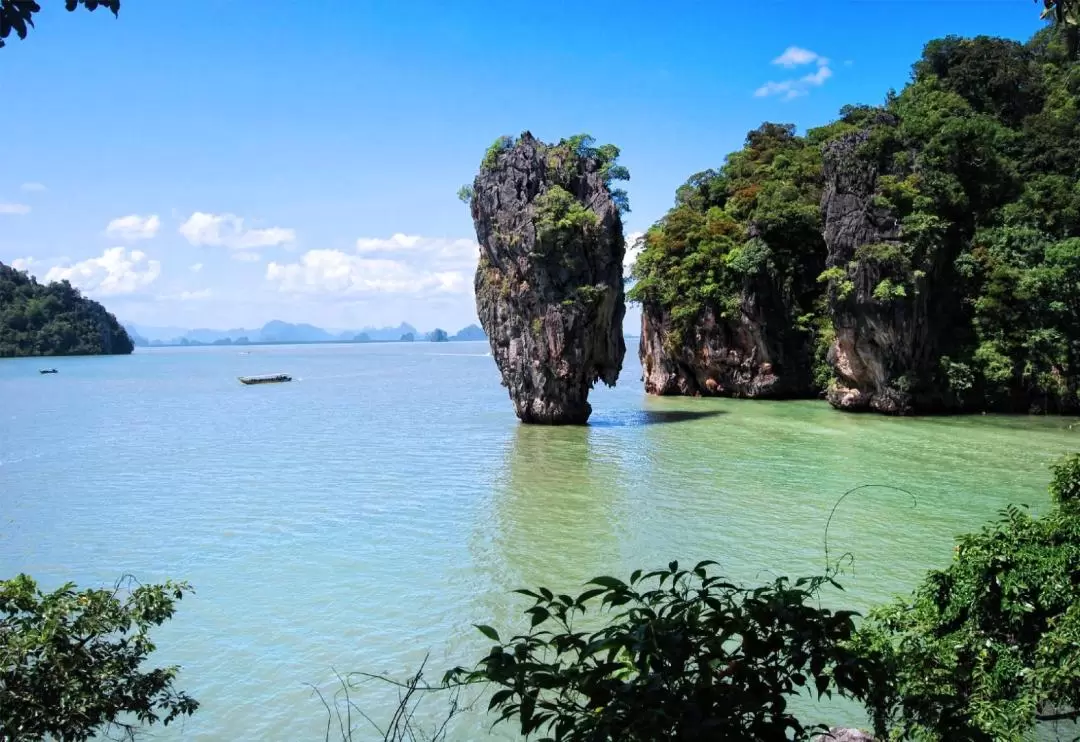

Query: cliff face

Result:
[470,133,627,424]
[629,125,825,402]
[640,284,814,399]
[820,123,964,415]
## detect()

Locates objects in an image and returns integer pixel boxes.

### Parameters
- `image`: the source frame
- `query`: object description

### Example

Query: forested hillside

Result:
[0,263,134,357]
[631,26,1080,414]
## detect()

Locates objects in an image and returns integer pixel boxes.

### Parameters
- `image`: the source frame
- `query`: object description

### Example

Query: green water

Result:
[0,342,1076,739]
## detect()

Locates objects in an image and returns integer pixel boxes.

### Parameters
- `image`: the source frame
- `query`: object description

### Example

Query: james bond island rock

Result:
[0,263,134,357]
[467,133,629,424]
[629,124,826,400]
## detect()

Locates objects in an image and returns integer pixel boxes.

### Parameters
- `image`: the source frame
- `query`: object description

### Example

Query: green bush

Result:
[0,575,197,741]
[854,453,1080,740]
[447,562,886,741]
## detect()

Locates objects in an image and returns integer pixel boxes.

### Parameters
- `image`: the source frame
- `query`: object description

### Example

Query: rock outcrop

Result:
[629,125,825,402]
[640,290,815,399]
[469,133,627,424]
[820,121,959,415]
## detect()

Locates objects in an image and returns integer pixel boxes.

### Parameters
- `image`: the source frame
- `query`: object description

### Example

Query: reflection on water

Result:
[491,425,623,590]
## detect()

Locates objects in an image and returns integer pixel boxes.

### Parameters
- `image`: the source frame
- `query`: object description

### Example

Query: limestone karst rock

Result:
[468,133,628,424]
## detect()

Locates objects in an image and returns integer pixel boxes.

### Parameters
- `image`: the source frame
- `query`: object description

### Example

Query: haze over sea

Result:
[2,342,1076,739]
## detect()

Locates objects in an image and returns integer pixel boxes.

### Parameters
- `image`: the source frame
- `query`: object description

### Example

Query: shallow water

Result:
[1,342,1076,739]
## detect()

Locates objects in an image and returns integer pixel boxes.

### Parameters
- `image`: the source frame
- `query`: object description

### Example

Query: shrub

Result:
[0,574,197,741]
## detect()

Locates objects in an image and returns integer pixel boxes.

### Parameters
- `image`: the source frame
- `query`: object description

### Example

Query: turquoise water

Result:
[1,342,1077,740]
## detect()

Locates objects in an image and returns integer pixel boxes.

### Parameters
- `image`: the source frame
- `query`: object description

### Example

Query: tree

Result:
[854,453,1080,740]
[0,263,134,357]
[0,574,198,741]
[447,562,886,741]
[1038,0,1079,58]
[0,0,119,49]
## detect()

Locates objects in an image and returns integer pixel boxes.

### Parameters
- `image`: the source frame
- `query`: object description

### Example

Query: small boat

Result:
[39,368,58,374]
[238,373,292,385]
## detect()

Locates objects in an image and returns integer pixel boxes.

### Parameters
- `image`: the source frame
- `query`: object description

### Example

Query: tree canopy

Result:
[0,0,119,49]
[0,263,134,357]
[629,25,1080,412]
[0,574,197,741]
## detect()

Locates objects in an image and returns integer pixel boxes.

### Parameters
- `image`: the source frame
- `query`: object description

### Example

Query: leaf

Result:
[488,689,515,710]
[475,624,501,643]
[587,576,626,590]
[576,588,607,606]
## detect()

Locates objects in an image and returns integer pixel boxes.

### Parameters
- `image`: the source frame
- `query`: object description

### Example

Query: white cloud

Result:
[755,46,833,100]
[772,46,823,68]
[190,262,204,272]
[106,214,161,241]
[179,212,295,252]
[624,231,645,278]
[802,65,833,86]
[0,203,31,215]
[355,233,477,269]
[44,247,161,296]
[11,257,36,272]
[266,234,477,297]
[20,182,46,192]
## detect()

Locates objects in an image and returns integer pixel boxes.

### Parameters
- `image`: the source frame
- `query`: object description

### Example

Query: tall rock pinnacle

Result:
[467,132,628,424]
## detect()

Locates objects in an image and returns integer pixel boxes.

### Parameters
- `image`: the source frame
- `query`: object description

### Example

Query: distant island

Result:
[123,320,487,348]
[0,263,134,357]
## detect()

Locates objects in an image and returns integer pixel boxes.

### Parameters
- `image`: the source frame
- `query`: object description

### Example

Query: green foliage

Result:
[871,279,907,302]
[447,562,886,741]
[634,23,1080,410]
[629,122,825,353]
[456,185,474,205]
[0,263,134,357]
[0,574,197,741]
[0,0,119,49]
[1050,453,1080,512]
[481,135,515,171]
[854,453,1080,740]
[535,186,599,240]
[544,133,631,215]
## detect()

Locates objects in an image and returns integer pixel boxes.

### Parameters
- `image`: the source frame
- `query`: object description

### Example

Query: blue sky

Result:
[0,0,1046,332]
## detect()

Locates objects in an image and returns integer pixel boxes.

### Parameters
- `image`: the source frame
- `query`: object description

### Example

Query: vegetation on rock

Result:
[467,131,628,424]
[630,24,1080,413]
[0,263,134,357]
[0,574,197,741]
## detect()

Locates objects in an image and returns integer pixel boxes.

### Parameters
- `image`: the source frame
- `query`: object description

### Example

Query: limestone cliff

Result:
[639,287,815,399]
[819,120,962,415]
[630,125,825,401]
[469,133,627,424]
